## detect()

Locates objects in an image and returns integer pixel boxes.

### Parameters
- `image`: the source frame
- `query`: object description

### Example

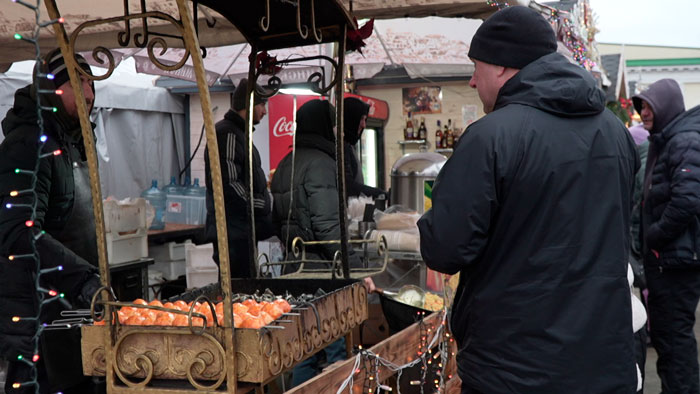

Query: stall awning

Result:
[0,0,494,71]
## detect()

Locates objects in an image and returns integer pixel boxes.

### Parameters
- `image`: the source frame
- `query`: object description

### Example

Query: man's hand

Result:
[362,277,376,293]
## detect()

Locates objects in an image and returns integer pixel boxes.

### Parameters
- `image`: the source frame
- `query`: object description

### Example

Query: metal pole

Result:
[246,48,259,279]
[174,0,237,392]
[43,0,117,390]
[335,24,350,279]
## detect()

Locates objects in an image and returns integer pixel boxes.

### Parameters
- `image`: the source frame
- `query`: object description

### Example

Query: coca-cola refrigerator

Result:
[263,92,390,191]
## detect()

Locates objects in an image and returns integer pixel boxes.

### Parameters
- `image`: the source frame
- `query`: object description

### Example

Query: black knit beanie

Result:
[233,78,268,111]
[45,47,93,88]
[468,6,557,69]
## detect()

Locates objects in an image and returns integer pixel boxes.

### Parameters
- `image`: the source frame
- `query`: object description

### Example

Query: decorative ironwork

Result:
[260,0,271,32]
[68,11,190,81]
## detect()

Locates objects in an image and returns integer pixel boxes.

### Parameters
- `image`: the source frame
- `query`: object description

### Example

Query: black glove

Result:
[76,274,102,309]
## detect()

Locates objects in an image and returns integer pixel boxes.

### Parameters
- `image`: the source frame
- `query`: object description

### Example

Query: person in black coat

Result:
[343,97,387,200]
[204,79,273,278]
[633,78,700,393]
[417,7,639,393]
[0,49,103,393]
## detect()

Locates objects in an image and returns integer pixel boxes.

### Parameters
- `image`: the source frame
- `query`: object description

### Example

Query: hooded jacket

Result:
[634,80,700,268]
[271,100,361,268]
[343,97,386,199]
[0,84,99,359]
[418,52,638,393]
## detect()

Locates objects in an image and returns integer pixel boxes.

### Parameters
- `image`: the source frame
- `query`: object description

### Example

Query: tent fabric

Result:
[0,61,186,199]
[0,0,493,71]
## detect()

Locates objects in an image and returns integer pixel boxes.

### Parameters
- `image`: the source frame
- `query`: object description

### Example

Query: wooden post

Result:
[335,24,350,279]
[43,0,116,390]
[245,47,259,278]
[174,0,237,392]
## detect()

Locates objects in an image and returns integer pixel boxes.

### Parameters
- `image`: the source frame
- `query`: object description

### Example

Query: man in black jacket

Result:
[634,78,700,393]
[343,97,387,200]
[417,7,639,393]
[0,49,103,393]
[204,78,273,278]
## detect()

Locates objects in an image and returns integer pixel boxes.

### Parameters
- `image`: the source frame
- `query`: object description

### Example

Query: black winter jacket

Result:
[204,110,273,243]
[0,85,99,358]
[418,53,638,393]
[271,100,361,268]
[643,105,700,268]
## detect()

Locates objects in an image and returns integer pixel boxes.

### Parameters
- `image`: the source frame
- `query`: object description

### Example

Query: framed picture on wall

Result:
[402,86,442,115]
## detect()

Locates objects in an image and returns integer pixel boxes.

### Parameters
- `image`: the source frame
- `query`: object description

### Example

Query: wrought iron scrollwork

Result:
[68,11,190,81]
[254,55,339,98]
[260,0,271,32]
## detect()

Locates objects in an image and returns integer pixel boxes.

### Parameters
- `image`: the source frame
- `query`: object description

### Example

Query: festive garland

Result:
[7,1,72,392]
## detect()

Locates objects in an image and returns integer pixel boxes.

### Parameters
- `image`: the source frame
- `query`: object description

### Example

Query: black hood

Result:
[632,79,685,134]
[2,85,38,138]
[495,52,605,117]
[344,97,370,145]
[295,99,336,143]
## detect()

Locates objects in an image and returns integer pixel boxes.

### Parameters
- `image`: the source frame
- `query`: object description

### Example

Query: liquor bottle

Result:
[442,119,450,148]
[405,112,415,140]
[435,120,443,149]
[418,117,427,140]
[446,119,455,148]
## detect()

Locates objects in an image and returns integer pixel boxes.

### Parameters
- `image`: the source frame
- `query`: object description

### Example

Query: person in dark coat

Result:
[0,49,103,393]
[204,78,273,278]
[343,97,387,200]
[417,7,639,393]
[633,78,700,394]
[271,99,367,386]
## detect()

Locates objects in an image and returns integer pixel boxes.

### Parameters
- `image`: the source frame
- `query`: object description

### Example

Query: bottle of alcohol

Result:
[418,117,427,140]
[447,119,455,148]
[442,119,450,148]
[435,120,443,149]
[405,112,415,140]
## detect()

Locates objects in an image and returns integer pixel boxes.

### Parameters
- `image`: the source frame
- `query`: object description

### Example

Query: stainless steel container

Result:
[390,152,446,213]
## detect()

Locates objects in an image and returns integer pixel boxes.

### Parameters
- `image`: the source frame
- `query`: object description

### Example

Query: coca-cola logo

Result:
[273,116,295,137]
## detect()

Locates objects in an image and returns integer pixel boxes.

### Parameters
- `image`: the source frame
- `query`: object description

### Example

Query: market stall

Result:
[0,0,508,392]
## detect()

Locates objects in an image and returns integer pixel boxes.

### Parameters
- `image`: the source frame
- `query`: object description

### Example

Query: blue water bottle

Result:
[141,179,166,230]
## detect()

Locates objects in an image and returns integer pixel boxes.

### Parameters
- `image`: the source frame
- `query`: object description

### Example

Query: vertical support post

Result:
[43,0,116,389]
[246,48,259,279]
[335,24,350,279]
[174,0,237,392]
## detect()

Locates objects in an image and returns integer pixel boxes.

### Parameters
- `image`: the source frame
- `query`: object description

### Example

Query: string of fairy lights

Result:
[7,0,73,393]
[336,310,455,394]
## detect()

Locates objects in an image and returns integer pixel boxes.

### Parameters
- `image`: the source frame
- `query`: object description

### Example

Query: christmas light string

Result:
[336,310,451,394]
[7,1,71,393]
[486,0,510,9]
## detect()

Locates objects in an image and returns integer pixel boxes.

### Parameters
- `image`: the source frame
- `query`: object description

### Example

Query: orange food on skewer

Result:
[233,302,248,315]
[274,299,292,313]
[124,315,146,326]
[148,300,163,308]
[133,298,148,306]
[262,303,283,320]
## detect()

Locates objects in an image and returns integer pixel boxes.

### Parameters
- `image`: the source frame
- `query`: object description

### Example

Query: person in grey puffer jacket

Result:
[634,78,700,394]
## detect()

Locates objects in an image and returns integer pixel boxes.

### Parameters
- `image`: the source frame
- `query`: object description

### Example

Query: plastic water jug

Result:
[141,180,166,230]
[162,176,184,196]
[184,178,206,225]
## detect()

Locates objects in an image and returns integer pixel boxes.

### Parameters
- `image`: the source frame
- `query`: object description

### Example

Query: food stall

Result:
[1,1,501,393]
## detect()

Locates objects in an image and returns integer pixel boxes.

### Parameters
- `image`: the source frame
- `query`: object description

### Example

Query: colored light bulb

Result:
[57,265,63,271]
[32,354,39,362]
[13,168,19,174]
[52,107,58,113]
[53,149,61,156]
[25,220,34,227]
[10,191,18,197]
[13,33,22,40]
[12,383,20,389]
[48,290,57,296]
[16,355,22,360]
[55,89,63,95]
[59,293,65,298]
[12,316,20,322]
[5,204,11,209]
[8,255,14,261]
[40,135,47,142]
[58,17,65,23]
[46,73,54,80]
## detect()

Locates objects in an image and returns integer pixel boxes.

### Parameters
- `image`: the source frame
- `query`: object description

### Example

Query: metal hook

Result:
[260,0,270,32]
[296,0,309,39]
[309,0,323,43]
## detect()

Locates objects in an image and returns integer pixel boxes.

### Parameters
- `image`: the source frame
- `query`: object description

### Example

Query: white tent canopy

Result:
[0,0,496,71]
[0,59,187,199]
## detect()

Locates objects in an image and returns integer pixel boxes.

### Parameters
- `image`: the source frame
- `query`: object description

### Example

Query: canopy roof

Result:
[1,0,494,71]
